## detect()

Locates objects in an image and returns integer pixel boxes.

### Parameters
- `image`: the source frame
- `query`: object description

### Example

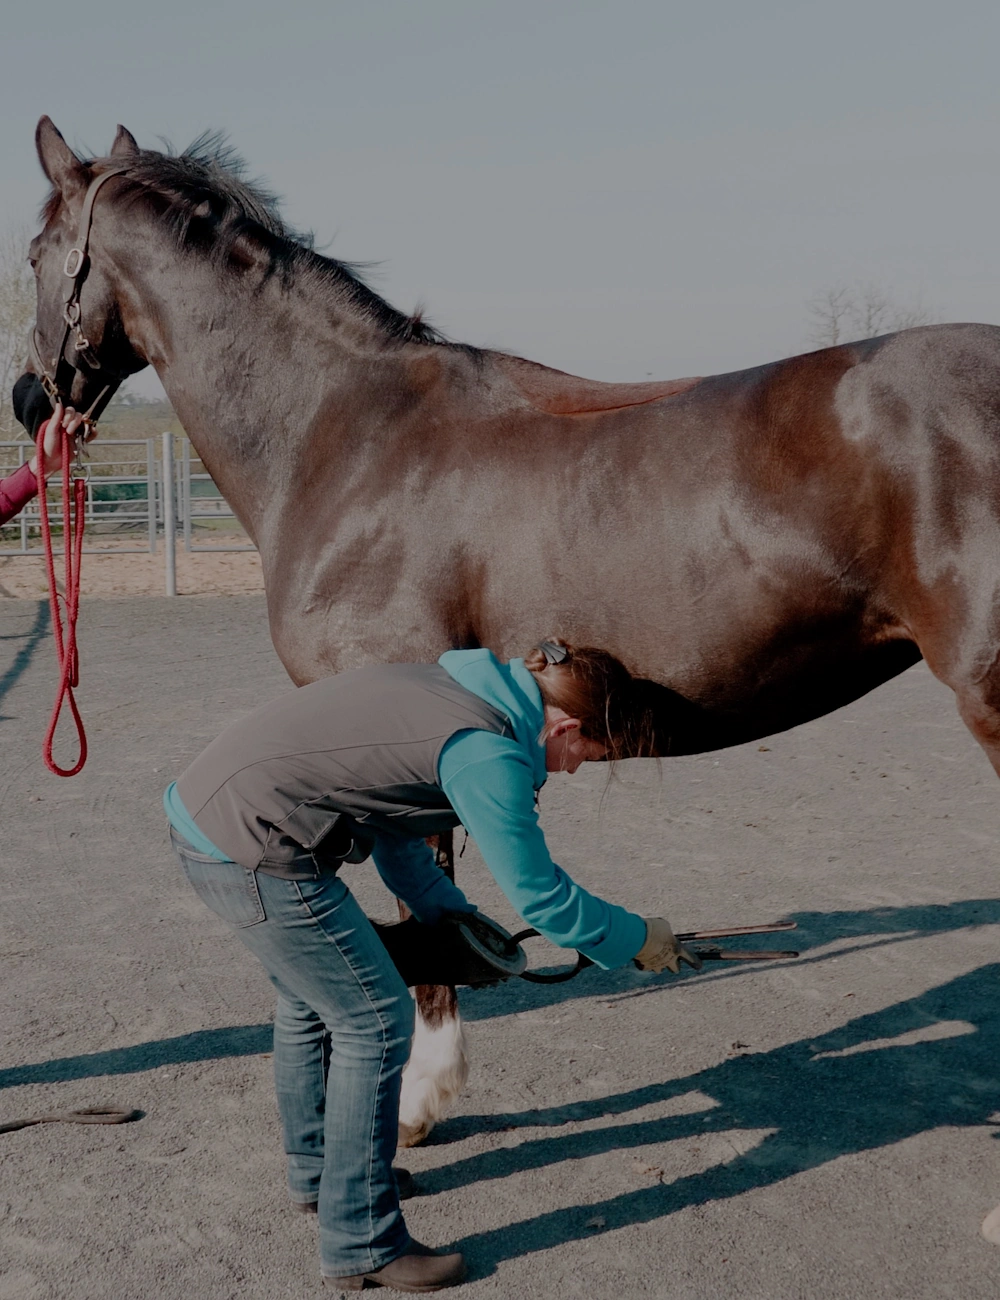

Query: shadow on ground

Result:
[2,899,997,1094]
[4,900,1000,1277]
[0,600,49,721]
[439,962,1000,1272]
[0,1023,272,1091]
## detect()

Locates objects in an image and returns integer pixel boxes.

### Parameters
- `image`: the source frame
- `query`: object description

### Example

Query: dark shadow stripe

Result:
[0,1023,272,1090]
[0,599,50,715]
[441,963,1000,1273]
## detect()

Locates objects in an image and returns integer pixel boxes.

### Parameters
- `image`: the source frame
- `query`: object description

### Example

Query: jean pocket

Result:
[178,854,265,928]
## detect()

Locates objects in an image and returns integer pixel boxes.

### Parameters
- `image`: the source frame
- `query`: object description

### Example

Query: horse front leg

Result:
[396,830,469,1147]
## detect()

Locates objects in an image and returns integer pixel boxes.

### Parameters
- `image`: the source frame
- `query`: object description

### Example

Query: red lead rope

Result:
[36,419,88,776]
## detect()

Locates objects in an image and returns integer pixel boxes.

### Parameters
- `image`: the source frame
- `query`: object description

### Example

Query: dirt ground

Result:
[0,544,263,599]
[2,595,1000,1300]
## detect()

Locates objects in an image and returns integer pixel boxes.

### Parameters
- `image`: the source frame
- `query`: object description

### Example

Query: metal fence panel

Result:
[0,439,158,555]
[179,438,255,552]
[1,435,258,566]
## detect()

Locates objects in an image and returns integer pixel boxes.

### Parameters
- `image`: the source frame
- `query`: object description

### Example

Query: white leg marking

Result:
[982,1204,1000,1245]
[397,1002,468,1148]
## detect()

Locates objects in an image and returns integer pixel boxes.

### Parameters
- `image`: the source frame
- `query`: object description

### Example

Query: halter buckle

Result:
[70,434,90,481]
[37,370,62,404]
[74,338,101,370]
[63,247,86,278]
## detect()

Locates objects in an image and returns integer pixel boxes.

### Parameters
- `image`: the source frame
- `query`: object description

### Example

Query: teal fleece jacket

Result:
[165,649,646,970]
[431,649,646,969]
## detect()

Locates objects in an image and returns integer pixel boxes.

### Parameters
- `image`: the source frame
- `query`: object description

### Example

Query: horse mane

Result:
[63,133,463,350]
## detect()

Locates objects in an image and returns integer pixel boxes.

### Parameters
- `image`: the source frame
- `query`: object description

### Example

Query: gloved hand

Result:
[634,916,702,974]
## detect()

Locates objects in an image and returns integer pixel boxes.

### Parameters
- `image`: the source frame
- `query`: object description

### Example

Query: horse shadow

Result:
[0,599,49,720]
[458,897,1000,1020]
[431,962,1000,1270]
[0,1024,273,1092]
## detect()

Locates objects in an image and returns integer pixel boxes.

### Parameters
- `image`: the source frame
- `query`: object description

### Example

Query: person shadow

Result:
[428,962,1000,1271]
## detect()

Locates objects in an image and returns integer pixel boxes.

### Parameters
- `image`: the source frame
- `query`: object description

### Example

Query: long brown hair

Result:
[523,639,657,760]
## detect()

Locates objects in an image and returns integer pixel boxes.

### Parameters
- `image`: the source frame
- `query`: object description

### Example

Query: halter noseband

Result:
[29,165,131,427]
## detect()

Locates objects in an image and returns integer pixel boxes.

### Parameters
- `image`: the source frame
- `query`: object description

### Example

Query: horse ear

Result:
[110,124,139,160]
[35,116,85,194]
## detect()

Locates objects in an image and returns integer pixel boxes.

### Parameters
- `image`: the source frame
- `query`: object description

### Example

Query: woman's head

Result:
[524,638,657,770]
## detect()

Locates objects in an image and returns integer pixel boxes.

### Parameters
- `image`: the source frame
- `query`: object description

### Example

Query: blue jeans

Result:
[170,830,415,1278]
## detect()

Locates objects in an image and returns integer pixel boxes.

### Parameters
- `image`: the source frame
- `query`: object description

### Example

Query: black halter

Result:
[29,166,132,426]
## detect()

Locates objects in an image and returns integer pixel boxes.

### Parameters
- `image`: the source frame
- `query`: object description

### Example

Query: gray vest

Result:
[176,663,512,879]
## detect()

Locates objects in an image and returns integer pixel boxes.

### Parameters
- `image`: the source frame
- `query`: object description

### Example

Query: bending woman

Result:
[164,639,698,1292]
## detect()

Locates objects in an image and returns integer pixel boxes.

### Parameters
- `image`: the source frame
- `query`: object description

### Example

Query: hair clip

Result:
[537,640,569,665]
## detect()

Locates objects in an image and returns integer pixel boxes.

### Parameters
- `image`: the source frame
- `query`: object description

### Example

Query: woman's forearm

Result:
[0,462,39,526]
[371,833,475,924]
[439,736,646,968]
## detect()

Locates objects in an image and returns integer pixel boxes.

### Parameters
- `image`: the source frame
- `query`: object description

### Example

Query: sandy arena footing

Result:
[2,595,1000,1299]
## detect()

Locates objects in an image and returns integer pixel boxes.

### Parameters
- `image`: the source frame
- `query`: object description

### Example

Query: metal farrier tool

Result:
[371,912,799,988]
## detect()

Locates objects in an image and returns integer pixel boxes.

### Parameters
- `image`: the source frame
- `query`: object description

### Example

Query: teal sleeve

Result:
[371,833,475,925]
[438,731,647,969]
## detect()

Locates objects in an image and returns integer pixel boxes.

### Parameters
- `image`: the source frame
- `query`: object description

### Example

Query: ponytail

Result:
[524,638,657,760]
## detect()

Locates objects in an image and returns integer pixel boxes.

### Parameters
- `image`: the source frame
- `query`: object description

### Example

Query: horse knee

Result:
[954,677,1000,775]
[963,701,1000,748]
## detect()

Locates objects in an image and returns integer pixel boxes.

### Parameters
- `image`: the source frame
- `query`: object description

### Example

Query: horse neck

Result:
[109,223,420,543]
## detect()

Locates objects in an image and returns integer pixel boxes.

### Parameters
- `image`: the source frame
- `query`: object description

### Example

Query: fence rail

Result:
[0,434,256,592]
[179,438,255,553]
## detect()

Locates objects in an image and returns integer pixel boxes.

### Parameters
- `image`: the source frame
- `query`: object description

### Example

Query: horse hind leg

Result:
[930,649,1000,1245]
[961,667,1000,1247]
[397,830,468,1148]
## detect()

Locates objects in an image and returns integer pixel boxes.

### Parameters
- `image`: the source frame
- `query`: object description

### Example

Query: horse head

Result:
[28,117,148,427]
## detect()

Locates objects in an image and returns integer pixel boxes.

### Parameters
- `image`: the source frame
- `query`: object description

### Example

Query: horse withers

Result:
[22,118,1000,1167]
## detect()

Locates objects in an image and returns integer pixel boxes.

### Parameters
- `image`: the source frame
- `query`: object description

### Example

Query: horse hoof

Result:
[398,1116,432,1149]
[982,1204,1000,1245]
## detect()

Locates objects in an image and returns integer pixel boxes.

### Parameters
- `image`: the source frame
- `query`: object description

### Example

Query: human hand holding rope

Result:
[29,401,86,480]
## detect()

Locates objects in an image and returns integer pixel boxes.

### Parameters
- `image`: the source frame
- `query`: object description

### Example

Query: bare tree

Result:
[807,282,932,348]
[0,224,36,437]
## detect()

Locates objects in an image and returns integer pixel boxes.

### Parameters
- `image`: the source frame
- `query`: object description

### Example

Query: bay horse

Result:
[24,119,1000,1172]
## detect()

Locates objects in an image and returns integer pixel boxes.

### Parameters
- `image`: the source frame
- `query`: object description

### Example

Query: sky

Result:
[3,0,1000,394]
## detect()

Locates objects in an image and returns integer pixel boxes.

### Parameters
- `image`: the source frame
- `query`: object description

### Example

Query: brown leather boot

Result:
[323,1240,466,1292]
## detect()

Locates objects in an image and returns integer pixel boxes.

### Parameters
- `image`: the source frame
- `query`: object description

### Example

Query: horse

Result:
[23,118,1000,1166]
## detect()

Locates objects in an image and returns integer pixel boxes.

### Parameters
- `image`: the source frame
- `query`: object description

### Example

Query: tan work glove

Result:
[634,917,702,974]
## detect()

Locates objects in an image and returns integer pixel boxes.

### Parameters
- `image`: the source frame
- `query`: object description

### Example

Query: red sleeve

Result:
[0,461,40,526]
